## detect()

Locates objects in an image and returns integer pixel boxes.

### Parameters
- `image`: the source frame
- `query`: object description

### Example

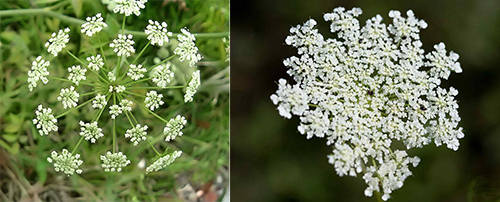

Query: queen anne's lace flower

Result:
[184,70,200,103]
[113,0,147,16]
[100,151,131,172]
[67,65,87,85]
[81,13,108,37]
[47,149,83,176]
[125,124,148,145]
[271,7,464,201]
[145,20,172,46]
[45,28,70,56]
[92,94,107,109]
[145,91,164,111]
[79,121,104,143]
[127,64,146,80]
[152,63,174,88]
[174,28,202,66]
[28,56,50,91]
[33,105,58,136]
[57,86,79,109]
[109,104,122,119]
[146,150,182,173]
[163,115,187,141]
[120,99,134,112]
[110,34,135,57]
[87,55,104,71]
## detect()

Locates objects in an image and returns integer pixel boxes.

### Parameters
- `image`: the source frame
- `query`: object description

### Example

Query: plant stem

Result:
[125,77,151,86]
[71,136,85,154]
[128,85,185,90]
[124,90,145,98]
[112,93,116,153]
[132,41,150,65]
[144,107,168,123]
[67,51,108,83]
[147,55,176,71]
[55,97,94,118]
[50,76,93,86]
[148,140,161,156]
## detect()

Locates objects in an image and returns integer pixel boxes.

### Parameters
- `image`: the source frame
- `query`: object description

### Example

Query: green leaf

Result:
[2,134,18,142]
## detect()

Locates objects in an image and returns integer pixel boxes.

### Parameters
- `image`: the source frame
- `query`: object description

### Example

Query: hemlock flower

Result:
[92,94,107,109]
[109,104,122,119]
[33,105,58,136]
[174,28,202,66]
[81,13,108,37]
[125,124,148,145]
[127,64,146,80]
[79,121,104,143]
[120,99,134,112]
[28,56,50,91]
[151,63,174,88]
[47,149,83,176]
[184,70,200,103]
[109,85,126,93]
[45,28,70,56]
[113,0,147,16]
[100,151,131,172]
[87,55,104,71]
[145,20,172,46]
[163,115,187,142]
[110,34,135,57]
[108,71,117,81]
[145,91,164,111]
[57,86,79,109]
[271,7,464,201]
[67,65,87,85]
[146,150,182,173]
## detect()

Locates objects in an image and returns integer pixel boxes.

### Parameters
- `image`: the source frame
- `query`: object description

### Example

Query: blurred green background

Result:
[231,0,500,201]
[0,0,228,201]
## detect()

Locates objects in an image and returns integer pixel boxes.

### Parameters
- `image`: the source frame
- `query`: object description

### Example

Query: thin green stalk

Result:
[80,91,97,97]
[148,140,161,156]
[50,76,93,86]
[132,41,150,65]
[55,97,94,118]
[71,136,85,154]
[112,93,117,153]
[124,90,145,98]
[121,15,126,34]
[67,51,108,83]
[147,55,176,71]
[125,77,151,86]
[128,85,185,90]
[144,107,168,123]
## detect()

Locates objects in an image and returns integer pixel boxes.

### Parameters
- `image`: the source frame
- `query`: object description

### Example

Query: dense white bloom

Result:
[145,91,164,111]
[146,150,182,173]
[47,149,83,176]
[120,99,134,112]
[108,71,116,82]
[86,55,104,71]
[174,28,202,66]
[109,104,122,119]
[110,34,135,57]
[145,20,172,46]
[92,94,107,109]
[109,85,126,93]
[81,13,108,37]
[152,63,174,88]
[57,86,79,109]
[163,115,187,141]
[113,0,147,16]
[272,7,464,200]
[45,28,70,56]
[33,105,58,136]
[67,65,87,85]
[127,64,146,80]
[28,56,50,91]
[125,124,148,145]
[184,70,200,103]
[79,121,104,143]
[100,151,131,172]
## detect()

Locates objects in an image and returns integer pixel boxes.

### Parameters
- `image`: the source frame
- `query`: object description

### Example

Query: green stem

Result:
[67,51,108,83]
[55,97,94,118]
[144,107,168,123]
[50,76,93,86]
[121,15,126,34]
[132,41,150,65]
[147,55,176,71]
[148,140,161,156]
[128,85,185,90]
[112,93,116,153]
[124,77,151,86]
[71,136,85,154]
[124,90,145,98]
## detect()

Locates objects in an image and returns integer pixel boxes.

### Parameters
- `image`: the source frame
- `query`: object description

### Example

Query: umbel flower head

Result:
[81,13,108,37]
[146,150,182,173]
[79,121,104,143]
[184,70,200,103]
[47,149,83,176]
[67,65,87,85]
[163,115,187,142]
[145,90,164,111]
[57,86,79,109]
[101,151,131,172]
[28,56,50,91]
[174,28,202,66]
[113,0,147,16]
[110,34,135,57]
[271,7,463,201]
[45,28,70,56]
[127,64,147,80]
[125,124,148,145]
[87,55,104,71]
[33,105,58,136]
[145,20,172,46]
[151,63,174,88]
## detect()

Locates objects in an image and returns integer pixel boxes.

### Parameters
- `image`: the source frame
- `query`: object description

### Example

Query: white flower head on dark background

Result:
[271,7,464,201]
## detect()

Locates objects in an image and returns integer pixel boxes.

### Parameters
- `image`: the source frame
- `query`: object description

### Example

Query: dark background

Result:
[231,0,500,201]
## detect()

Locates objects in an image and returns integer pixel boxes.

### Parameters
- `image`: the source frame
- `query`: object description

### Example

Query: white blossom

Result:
[120,99,134,112]
[146,150,182,173]
[108,71,116,82]
[79,121,104,143]
[127,64,146,80]
[113,0,147,16]
[92,94,107,109]
[110,34,135,57]
[28,56,50,91]
[86,55,104,71]
[45,28,70,56]
[184,70,200,103]
[67,65,87,85]
[100,151,131,172]
[81,13,108,37]
[163,115,187,141]
[33,105,58,136]
[47,149,83,176]
[109,85,126,93]
[125,124,148,145]
[145,91,164,111]
[57,86,79,109]
[145,20,172,46]
[109,104,122,119]
[174,28,202,66]
[152,63,174,88]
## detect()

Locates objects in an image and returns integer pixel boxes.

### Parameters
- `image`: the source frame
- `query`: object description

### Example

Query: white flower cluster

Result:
[67,65,87,85]
[125,124,148,145]
[33,105,58,136]
[110,34,135,57]
[109,104,122,119]
[184,70,200,103]
[108,71,117,81]
[47,149,83,176]
[145,90,164,111]
[163,115,187,142]
[100,151,131,172]
[113,0,147,16]
[120,99,134,112]
[145,20,172,46]
[174,28,202,66]
[57,86,79,109]
[127,64,146,80]
[152,63,174,88]
[45,28,70,56]
[81,13,108,37]
[79,121,104,143]
[271,7,464,200]
[92,94,107,109]
[86,55,104,71]
[146,150,182,173]
[28,56,50,91]
[109,85,126,93]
